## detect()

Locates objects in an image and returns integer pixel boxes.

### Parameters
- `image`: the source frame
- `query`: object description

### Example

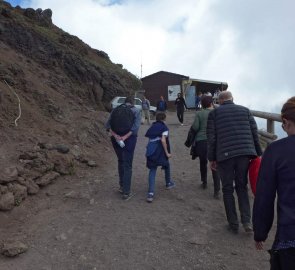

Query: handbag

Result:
[248,157,262,196]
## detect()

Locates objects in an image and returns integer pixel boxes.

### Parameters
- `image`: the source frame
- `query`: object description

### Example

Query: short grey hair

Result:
[219,91,233,102]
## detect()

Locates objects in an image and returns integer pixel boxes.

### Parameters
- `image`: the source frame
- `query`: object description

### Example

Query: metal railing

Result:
[251,110,282,146]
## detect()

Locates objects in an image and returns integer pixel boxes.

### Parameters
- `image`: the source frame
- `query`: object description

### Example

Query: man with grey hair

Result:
[207,91,262,234]
[105,96,141,200]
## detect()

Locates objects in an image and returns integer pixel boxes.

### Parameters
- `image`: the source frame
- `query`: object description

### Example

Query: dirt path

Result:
[0,111,273,270]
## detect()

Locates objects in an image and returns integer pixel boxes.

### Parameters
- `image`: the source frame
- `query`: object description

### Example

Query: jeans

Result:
[148,163,171,194]
[217,156,251,227]
[269,248,295,270]
[177,109,184,124]
[198,140,221,193]
[111,136,137,195]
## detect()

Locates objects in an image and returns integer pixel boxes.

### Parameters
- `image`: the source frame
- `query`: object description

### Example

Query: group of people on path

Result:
[105,92,295,270]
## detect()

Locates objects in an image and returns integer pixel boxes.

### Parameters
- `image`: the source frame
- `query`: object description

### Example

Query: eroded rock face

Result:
[0,1,140,211]
[23,7,52,27]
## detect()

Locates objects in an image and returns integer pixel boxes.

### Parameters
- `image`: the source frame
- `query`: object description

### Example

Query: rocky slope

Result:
[0,0,141,211]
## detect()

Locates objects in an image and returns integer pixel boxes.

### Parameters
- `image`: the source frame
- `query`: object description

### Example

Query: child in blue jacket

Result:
[145,112,175,202]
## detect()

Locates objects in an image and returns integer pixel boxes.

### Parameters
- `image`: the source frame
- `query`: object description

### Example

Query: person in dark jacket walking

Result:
[156,96,167,112]
[207,91,262,234]
[175,93,187,125]
[105,96,141,200]
[192,95,221,198]
[253,97,295,270]
[145,112,175,203]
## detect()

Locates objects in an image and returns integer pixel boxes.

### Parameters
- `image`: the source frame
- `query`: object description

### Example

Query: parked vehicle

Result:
[110,97,157,115]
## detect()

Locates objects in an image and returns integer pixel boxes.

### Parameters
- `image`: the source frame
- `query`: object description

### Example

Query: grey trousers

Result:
[142,109,150,124]
[218,156,251,228]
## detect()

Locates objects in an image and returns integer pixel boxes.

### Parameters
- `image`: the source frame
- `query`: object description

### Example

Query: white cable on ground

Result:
[4,80,22,127]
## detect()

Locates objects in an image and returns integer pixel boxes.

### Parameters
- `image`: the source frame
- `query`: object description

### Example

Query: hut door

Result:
[185,86,196,109]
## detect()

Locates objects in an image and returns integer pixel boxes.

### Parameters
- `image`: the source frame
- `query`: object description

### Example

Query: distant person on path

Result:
[253,97,295,270]
[207,91,262,234]
[213,89,221,104]
[105,96,141,200]
[175,93,187,126]
[145,112,175,202]
[142,96,151,125]
[156,96,167,112]
[195,91,202,110]
[191,95,221,198]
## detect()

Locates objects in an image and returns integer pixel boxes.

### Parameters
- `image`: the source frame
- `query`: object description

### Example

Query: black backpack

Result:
[110,104,135,135]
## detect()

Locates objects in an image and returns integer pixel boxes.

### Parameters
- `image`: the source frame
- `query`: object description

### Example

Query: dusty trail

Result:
[0,111,273,270]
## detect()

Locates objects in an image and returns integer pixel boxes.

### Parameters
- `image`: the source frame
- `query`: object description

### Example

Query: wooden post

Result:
[267,119,275,134]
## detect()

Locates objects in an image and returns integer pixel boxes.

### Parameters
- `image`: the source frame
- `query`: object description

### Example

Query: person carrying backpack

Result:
[105,96,141,200]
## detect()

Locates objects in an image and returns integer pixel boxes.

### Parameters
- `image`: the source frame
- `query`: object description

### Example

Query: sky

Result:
[5,0,295,118]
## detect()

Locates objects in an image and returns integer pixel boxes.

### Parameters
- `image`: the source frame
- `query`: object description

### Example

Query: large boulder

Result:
[0,166,18,184]
[8,183,27,203]
[22,179,39,195]
[47,151,74,175]
[0,192,15,211]
[1,241,28,257]
[35,171,60,186]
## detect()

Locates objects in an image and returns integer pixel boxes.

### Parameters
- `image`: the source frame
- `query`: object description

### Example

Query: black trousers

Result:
[270,248,295,270]
[197,140,220,193]
[217,156,251,227]
[177,109,184,123]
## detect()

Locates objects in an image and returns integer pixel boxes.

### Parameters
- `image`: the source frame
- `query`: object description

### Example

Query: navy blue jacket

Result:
[145,121,170,169]
[253,135,295,243]
[207,100,262,162]
[156,100,167,111]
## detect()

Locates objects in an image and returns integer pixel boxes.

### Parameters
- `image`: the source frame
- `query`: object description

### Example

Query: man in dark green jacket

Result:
[207,91,262,234]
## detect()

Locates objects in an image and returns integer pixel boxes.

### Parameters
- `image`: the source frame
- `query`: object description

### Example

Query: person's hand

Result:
[121,131,132,141]
[255,241,264,250]
[210,161,217,171]
[121,134,128,141]
[167,153,172,158]
[111,131,121,141]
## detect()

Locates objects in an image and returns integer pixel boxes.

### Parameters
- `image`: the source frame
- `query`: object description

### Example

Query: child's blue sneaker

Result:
[146,193,154,203]
[166,181,175,189]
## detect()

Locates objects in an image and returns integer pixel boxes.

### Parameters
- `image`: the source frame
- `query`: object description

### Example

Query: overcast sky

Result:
[6,0,295,115]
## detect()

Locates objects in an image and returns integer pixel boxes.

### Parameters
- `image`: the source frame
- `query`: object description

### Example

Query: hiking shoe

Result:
[122,193,133,201]
[213,191,220,199]
[166,181,176,189]
[146,193,154,203]
[227,224,239,234]
[201,182,207,189]
[243,223,253,233]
